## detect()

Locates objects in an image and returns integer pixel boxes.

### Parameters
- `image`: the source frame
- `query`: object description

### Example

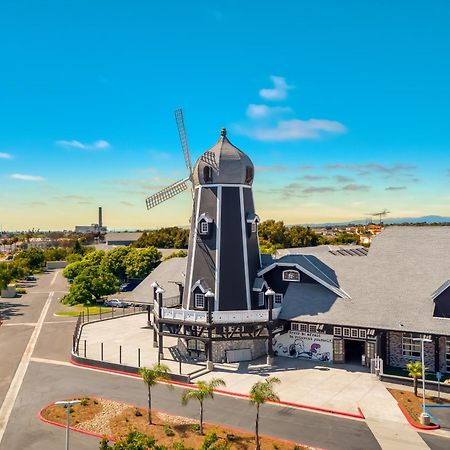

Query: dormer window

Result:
[195,293,205,309]
[282,269,300,282]
[197,213,213,236]
[199,221,209,235]
[203,166,213,183]
[245,166,254,183]
[246,213,260,234]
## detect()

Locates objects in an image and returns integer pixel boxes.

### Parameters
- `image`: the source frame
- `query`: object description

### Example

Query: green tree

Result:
[102,247,133,281]
[249,377,280,450]
[108,431,157,449]
[407,360,423,396]
[125,247,161,280]
[139,364,171,425]
[63,260,85,280]
[14,248,46,271]
[181,378,226,435]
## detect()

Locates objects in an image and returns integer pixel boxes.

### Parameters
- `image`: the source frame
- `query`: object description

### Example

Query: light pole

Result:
[54,399,81,450]
[413,337,432,425]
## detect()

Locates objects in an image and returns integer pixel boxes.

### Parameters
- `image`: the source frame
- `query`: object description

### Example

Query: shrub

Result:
[134,409,143,417]
[225,434,236,442]
[173,442,194,450]
[201,432,218,450]
[93,399,99,405]
[191,424,200,433]
[80,398,89,406]
[16,288,27,294]
[163,424,175,437]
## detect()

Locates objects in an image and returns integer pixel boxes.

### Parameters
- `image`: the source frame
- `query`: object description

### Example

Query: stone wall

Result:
[439,336,449,374]
[388,331,435,369]
[212,338,267,363]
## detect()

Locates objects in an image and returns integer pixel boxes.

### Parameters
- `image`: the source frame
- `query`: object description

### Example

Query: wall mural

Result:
[273,330,333,362]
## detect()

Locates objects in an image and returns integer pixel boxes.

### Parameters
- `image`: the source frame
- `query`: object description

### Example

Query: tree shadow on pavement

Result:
[0,301,28,321]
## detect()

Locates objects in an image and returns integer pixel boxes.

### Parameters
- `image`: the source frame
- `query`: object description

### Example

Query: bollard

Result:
[87,307,90,322]
[101,342,104,361]
[100,306,102,320]
[122,306,125,316]
[133,305,136,314]
[112,307,114,318]
[138,348,141,367]
[84,340,87,357]
[119,345,122,364]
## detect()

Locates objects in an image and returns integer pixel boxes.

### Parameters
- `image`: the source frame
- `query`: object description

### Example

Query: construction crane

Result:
[365,209,390,225]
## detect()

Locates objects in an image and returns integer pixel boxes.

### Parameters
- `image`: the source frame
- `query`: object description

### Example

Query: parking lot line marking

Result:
[0,291,54,445]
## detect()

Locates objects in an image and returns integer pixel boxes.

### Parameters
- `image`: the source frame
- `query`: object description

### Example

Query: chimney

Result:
[98,207,103,228]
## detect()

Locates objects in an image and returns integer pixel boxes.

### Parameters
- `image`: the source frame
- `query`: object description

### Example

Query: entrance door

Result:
[333,338,345,363]
[344,339,365,364]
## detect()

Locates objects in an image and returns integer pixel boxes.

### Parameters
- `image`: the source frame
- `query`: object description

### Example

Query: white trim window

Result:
[291,322,299,331]
[199,221,209,235]
[446,338,450,372]
[309,324,317,333]
[251,221,257,233]
[402,333,421,358]
[274,293,283,305]
[300,323,308,332]
[258,292,265,307]
[194,293,205,309]
[282,269,300,282]
[334,327,342,336]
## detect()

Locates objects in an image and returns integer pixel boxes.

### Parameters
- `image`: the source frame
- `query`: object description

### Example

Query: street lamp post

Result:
[54,400,81,450]
[413,337,432,425]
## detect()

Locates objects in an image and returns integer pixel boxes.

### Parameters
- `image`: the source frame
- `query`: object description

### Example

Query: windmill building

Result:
[146,112,450,373]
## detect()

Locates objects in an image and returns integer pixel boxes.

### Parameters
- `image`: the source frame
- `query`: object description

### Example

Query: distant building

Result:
[105,232,143,246]
[75,207,107,234]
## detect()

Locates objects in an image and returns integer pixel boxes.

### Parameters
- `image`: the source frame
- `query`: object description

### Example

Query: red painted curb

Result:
[69,357,364,420]
[37,398,324,450]
[397,403,440,430]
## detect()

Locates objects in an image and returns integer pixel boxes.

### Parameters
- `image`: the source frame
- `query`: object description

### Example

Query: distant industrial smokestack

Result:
[98,207,103,228]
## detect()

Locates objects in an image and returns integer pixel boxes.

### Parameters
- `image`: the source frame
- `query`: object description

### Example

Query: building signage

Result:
[273,330,333,362]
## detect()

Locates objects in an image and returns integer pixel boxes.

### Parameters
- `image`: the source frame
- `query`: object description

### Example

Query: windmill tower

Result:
[146,111,261,312]
[147,110,275,365]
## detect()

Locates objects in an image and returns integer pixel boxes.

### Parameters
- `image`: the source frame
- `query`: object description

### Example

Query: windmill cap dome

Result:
[192,130,254,186]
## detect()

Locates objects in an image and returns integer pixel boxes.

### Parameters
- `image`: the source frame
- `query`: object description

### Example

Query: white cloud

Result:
[259,76,292,101]
[237,118,347,141]
[0,152,13,159]
[10,173,44,181]
[246,104,292,119]
[56,139,111,150]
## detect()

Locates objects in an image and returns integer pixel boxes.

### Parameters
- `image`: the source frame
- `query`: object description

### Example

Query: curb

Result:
[69,357,365,420]
[37,398,325,450]
[397,403,440,430]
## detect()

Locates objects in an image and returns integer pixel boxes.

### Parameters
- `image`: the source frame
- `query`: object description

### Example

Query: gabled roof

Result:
[191,278,210,293]
[252,277,268,292]
[431,280,450,301]
[246,213,260,223]
[197,213,213,223]
[258,255,351,299]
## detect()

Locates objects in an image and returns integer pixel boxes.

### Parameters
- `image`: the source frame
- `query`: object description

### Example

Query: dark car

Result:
[24,275,37,282]
[119,283,133,292]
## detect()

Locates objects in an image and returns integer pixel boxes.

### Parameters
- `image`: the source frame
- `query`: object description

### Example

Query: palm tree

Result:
[181,378,226,434]
[139,363,171,424]
[249,377,280,450]
[407,360,423,396]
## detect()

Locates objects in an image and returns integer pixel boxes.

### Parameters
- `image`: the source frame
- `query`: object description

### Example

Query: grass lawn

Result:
[41,397,313,449]
[388,388,450,426]
[55,305,112,317]
[385,366,449,382]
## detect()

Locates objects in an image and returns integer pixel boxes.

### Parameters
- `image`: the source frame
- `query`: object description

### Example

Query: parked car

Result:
[119,283,133,292]
[67,278,74,284]
[24,275,36,282]
[104,299,128,308]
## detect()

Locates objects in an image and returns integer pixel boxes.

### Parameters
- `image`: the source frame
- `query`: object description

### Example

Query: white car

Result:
[104,299,128,308]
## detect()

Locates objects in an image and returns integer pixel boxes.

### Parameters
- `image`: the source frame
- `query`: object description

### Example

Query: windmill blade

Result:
[201,151,219,172]
[175,109,193,179]
[145,178,189,210]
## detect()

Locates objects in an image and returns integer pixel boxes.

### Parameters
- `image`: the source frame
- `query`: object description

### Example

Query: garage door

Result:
[226,348,252,363]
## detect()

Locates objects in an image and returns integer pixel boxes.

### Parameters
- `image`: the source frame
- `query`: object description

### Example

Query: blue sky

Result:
[1,1,449,230]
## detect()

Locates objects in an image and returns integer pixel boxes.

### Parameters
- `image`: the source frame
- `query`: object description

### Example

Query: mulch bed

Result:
[41,397,314,449]
[388,388,450,426]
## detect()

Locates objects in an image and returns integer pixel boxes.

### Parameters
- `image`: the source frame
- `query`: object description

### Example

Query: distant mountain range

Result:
[301,215,450,227]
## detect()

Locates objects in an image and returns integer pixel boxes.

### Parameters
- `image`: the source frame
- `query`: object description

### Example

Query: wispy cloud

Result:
[0,152,13,159]
[325,163,416,176]
[341,184,370,192]
[259,76,293,101]
[299,175,327,181]
[385,186,407,191]
[334,175,353,183]
[56,139,111,150]
[303,186,335,194]
[246,104,292,119]
[10,173,44,181]
[120,200,134,206]
[237,118,347,142]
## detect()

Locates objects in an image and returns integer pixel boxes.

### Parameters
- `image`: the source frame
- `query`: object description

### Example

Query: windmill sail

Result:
[175,109,193,178]
[145,178,189,210]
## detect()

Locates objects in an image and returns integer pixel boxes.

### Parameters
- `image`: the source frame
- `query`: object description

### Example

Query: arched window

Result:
[203,166,213,183]
[282,269,300,282]
[245,166,254,183]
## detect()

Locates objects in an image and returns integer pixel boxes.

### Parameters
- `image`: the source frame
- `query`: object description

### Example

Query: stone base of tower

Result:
[211,338,267,363]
